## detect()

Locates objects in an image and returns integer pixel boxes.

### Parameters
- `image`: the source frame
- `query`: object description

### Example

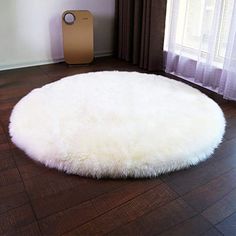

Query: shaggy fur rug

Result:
[9,71,225,178]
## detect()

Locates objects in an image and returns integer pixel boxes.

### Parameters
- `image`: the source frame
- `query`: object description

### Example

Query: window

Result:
[164,0,234,64]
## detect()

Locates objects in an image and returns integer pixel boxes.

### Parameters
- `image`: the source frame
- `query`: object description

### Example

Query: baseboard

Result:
[0,58,64,72]
[0,51,114,71]
[94,51,114,58]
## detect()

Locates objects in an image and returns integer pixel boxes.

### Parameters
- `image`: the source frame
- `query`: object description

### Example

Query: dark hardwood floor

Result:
[0,57,236,235]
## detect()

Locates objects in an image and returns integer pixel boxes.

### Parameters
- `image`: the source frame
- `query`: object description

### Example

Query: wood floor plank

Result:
[224,125,236,141]
[39,62,92,77]
[0,182,25,198]
[0,168,22,187]
[0,143,11,152]
[216,212,236,236]
[100,199,196,236]
[63,183,178,235]
[202,188,236,224]
[0,134,8,144]
[23,170,84,199]
[0,125,4,134]
[162,140,236,195]
[183,168,236,212]
[0,191,29,214]
[31,179,132,219]
[0,204,35,235]
[201,227,223,236]
[0,100,17,112]
[17,162,49,181]
[0,66,47,88]
[0,113,12,131]
[158,215,213,236]
[0,86,34,101]
[4,222,41,236]
[38,200,98,236]
[0,150,15,171]
[12,147,49,180]
[12,148,36,166]
[91,179,161,214]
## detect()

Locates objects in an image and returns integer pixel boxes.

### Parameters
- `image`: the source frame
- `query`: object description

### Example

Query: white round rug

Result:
[9,71,225,178]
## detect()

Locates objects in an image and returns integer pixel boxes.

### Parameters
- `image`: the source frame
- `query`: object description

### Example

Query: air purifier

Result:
[62,10,94,64]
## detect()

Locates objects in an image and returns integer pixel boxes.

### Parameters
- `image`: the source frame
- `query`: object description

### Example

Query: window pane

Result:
[176,0,216,51]
[165,0,233,65]
[217,0,234,58]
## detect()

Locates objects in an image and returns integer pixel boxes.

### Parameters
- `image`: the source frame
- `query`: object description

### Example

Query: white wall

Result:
[0,0,116,70]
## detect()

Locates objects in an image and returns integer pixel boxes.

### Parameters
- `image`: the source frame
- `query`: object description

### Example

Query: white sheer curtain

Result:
[164,0,236,100]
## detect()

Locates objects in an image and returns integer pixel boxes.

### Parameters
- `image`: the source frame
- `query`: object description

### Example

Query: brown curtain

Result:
[117,0,167,71]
